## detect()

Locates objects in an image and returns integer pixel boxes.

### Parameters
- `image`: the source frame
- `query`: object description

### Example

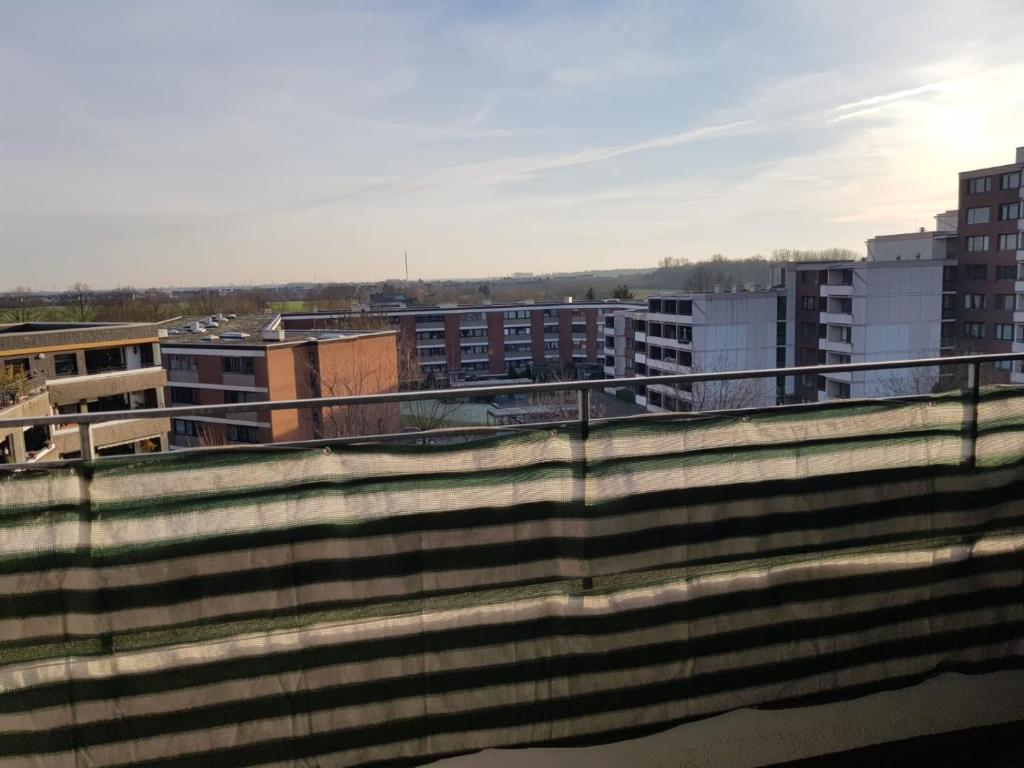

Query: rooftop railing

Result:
[0,351,1020,468]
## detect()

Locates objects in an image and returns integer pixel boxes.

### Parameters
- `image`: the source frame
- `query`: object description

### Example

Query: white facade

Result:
[634,291,782,413]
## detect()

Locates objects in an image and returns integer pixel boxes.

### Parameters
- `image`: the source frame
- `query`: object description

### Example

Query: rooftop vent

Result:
[199,335,219,342]
[219,331,250,339]
[261,329,286,342]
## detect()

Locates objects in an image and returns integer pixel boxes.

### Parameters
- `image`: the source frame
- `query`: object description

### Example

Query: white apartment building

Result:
[605,290,785,413]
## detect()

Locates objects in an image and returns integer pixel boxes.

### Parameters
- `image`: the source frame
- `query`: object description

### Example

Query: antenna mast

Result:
[404,250,409,281]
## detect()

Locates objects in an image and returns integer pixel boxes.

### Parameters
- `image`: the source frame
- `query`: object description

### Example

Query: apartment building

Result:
[161,314,399,448]
[0,321,169,462]
[605,289,785,412]
[281,299,642,383]
[954,147,1024,380]
[604,243,949,413]
[776,255,947,401]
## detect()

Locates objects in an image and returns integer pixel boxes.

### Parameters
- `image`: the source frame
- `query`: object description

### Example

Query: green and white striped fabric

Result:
[2,389,1023,767]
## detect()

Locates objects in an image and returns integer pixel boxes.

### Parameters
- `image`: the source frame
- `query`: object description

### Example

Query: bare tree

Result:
[2,287,43,322]
[64,282,94,321]
[612,285,635,300]
[871,366,941,398]
[685,351,771,412]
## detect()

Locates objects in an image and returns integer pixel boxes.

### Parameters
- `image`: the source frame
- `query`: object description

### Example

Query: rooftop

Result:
[286,298,645,317]
[160,313,392,347]
[0,321,162,354]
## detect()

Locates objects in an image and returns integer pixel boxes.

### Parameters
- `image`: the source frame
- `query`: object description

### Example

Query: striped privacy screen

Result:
[1,388,1023,767]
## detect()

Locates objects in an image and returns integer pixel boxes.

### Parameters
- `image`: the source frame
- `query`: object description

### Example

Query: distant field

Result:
[0,306,68,322]
[269,301,308,311]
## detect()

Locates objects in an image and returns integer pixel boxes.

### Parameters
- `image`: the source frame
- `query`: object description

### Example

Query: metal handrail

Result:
[0,350,1018,466]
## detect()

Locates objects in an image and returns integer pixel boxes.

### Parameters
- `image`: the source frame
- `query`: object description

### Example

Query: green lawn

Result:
[269,301,308,312]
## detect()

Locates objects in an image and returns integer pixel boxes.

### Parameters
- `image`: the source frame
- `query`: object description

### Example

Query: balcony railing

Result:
[0,351,1017,466]
[0,371,46,409]
[3,351,1024,766]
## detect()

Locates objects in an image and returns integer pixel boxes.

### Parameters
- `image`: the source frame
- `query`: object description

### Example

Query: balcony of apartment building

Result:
[645,297,694,323]
[458,312,488,330]
[413,314,446,332]
[819,295,853,325]
[51,389,167,458]
[821,323,853,353]
[4,352,1024,767]
[0,372,52,463]
[819,267,855,297]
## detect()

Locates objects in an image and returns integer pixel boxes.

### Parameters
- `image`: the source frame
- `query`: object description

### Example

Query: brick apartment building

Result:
[954,147,1024,380]
[0,321,169,462]
[281,299,642,383]
[161,314,399,448]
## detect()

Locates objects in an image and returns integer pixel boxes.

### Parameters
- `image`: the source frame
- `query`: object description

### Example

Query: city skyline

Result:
[3,0,1024,287]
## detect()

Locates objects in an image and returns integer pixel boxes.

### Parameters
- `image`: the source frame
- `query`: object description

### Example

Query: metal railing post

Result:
[965,361,981,468]
[577,388,590,440]
[78,423,96,462]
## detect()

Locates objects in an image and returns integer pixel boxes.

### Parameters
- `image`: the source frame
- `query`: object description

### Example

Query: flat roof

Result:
[160,313,391,348]
[0,321,162,355]
[285,299,644,317]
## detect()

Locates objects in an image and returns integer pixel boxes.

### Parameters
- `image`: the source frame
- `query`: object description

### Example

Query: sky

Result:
[2,0,1024,289]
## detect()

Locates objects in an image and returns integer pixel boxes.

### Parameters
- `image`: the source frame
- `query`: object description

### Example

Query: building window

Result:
[966,264,988,280]
[503,310,530,320]
[963,293,986,310]
[416,331,445,341]
[503,326,529,336]
[53,354,78,377]
[995,294,1016,311]
[965,236,989,253]
[999,233,1021,251]
[84,347,126,374]
[800,296,816,311]
[172,419,199,437]
[222,356,255,375]
[995,265,1016,280]
[459,328,486,338]
[999,202,1022,221]
[461,312,486,322]
[224,390,260,404]
[648,299,662,313]
[166,354,198,371]
[963,322,986,339]
[966,206,990,225]
[169,387,198,405]
[994,359,1014,371]
[1001,172,1021,190]
[227,425,259,443]
[995,323,1014,341]
[968,177,992,194]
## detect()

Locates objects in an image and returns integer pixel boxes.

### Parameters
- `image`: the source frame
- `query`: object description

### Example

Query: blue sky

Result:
[2,0,1023,288]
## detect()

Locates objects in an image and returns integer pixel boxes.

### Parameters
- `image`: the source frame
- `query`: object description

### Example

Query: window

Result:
[648,299,662,313]
[224,390,260,404]
[416,330,444,341]
[800,296,816,311]
[964,322,986,339]
[221,356,255,375]
[943,265,958,284]
[1001,172,1021,190]
[571,323,586,334]
[503,326,529,336]
[169,387,197,405]
[776,296,787,320]
[677,300,693,315]
[542,324,558,335]
[227,425,259,443]
[995,323,1014,341]
[995,360,1014,371]
[460,328,486,338]
[966,236,989,253]
[172,419,199,437]
[995,294,1016,311]
[461,312,485,322]
[414,314,444,323]
[966,264,988,280]
[166,354,198,371]
[503,310,529,320]
[84,347,125,374]
[53,354,78,377]
[964,294,986,310]
[999,202,1022,221]
[968,177,992,194]
[996,265,1016,280]
[998,233,1021,251]
[966,206,990,225]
